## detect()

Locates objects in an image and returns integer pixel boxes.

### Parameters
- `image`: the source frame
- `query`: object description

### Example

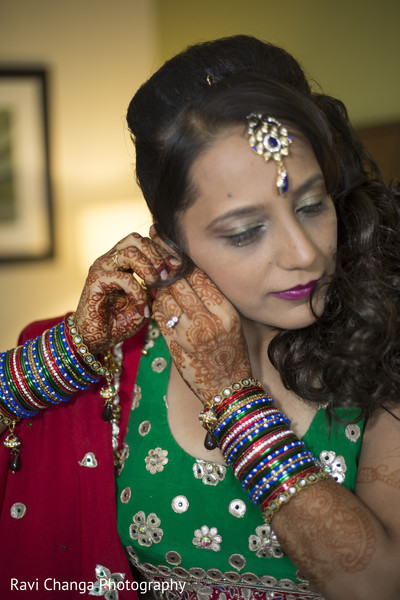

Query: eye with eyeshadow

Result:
[223,223,266,247]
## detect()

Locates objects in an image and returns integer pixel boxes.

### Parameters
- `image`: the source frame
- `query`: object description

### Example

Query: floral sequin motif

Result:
[89,564,125,599]
[319,450,347,483]
[193,525,222,551]
[249,524,284,559]
[131,385,142,410]
[78,452,98,468]
[129,511,164,547]
[10,502,26,519]
[229,498,247,518]
[193,459,226,485]
[145,447,168,474]
[345,423,361,443]
[172,495,189,513]
[120,487,131,504]
[138,420,151,437]
[151,357,167,373]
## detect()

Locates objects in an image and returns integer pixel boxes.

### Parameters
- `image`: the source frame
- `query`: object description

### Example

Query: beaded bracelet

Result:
[200,380,331,523]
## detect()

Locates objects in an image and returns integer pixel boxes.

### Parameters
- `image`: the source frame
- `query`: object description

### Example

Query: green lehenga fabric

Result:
[116,322,364,597]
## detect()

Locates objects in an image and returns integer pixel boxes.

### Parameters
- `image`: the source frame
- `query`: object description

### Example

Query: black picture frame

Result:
[0,67,54,262]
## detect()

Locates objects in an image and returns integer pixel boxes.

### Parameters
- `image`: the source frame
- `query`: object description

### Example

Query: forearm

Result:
[200,381,400,599]
[0,315,107,470]
[273,478,400,600]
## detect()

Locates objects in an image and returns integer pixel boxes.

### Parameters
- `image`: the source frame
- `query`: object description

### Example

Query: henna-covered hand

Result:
[75,232,175,354]
[152,267,251,404]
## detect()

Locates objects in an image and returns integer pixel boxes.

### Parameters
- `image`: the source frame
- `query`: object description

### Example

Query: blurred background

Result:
[1,0,399,350]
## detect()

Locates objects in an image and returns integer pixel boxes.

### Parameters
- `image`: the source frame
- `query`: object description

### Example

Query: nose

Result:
[275,218,319,271]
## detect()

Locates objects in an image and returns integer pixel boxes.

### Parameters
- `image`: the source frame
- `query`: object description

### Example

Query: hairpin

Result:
[247,114,292,195]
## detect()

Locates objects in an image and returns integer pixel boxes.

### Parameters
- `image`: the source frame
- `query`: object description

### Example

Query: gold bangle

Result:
[211,377,262,408]
[262,468,331,523]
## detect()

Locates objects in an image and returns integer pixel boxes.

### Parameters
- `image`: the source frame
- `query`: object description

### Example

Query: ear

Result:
[149,224,181,258]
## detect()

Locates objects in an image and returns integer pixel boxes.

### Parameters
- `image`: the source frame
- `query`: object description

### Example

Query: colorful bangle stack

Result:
[0,314,108,472]
[199,379,330,524]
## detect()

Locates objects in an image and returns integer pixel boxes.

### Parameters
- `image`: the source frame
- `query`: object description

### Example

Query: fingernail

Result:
[144,304,151,318]
[160,269,168,281]
[166,256,181,269]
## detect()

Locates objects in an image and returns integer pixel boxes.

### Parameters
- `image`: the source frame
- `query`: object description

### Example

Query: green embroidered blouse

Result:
[116,323,364,599]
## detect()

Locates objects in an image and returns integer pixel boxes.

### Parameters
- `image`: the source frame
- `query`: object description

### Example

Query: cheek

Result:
[191,253,259,304]
[318,214,337,260]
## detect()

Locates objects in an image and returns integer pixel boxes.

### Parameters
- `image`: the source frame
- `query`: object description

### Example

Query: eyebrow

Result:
[205,173,325,230]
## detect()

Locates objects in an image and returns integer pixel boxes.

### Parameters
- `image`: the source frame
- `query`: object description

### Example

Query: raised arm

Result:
[0,233,176,463]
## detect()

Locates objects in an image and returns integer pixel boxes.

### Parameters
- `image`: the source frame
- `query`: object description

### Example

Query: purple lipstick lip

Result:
[270,280,318,301]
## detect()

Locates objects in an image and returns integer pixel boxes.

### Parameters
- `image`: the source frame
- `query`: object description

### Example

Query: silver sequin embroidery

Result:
[145,447,168,474]
[248,524,284,559]
[10,502,26,519]
[131,385,142,410]
[345,423,361,442]
[78,452,98,468]
[172,495,189,513]
[228,553,246,571]
[129,511,164,547]
[193,459,226,485]
[192,525,222,551]
[89,564,125,599]
[165,551,181,566]
[229,498,247,518]
[120,487,131,504]
[319,450,347,483]
[151,357,167,373]
[138,420,151,436]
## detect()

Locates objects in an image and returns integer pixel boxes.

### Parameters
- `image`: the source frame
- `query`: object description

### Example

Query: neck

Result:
[240,316,280,384]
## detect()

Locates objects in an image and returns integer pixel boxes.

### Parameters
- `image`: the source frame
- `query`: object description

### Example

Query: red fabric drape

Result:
[0,318,146,599]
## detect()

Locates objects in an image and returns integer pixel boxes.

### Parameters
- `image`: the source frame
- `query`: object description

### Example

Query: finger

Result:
[167,278,208,319]
[186,268,226,311]
[89,270,151,317]
[105,233,169,276]
[118,233,172,269]
[106,246,162,283]
[152,288,185,335]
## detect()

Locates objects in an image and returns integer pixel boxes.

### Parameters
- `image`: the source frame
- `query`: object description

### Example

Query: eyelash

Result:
[224,225,265,247]
[224,195,328,248]
[296,198,325,216]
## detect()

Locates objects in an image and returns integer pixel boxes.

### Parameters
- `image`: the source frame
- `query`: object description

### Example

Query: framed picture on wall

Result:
[0,67,53,262]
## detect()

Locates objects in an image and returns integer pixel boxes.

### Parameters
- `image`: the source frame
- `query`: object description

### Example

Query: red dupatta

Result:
[0,317,146,599]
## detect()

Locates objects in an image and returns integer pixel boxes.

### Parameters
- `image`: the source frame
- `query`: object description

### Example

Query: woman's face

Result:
[179,126,337,331]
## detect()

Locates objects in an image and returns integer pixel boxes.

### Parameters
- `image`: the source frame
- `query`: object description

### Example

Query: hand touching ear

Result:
[152,266,251,404]
[75,232,178,354]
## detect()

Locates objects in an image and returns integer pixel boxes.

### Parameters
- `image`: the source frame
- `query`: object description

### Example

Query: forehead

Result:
[189,126,320,204]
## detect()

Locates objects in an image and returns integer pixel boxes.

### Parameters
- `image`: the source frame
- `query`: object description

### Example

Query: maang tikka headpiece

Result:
[247,114,293,196]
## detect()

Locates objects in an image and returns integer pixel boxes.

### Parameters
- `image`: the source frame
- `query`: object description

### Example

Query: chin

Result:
[241,302,322,331]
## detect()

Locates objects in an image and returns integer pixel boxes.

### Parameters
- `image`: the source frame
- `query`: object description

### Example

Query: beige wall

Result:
[1,0,399,350]
[0,0,157,349]
[155,0,400,125]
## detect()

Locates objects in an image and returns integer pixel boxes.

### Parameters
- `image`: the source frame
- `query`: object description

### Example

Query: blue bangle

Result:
[224,414,291,465]
[214,397,275,438]
[0,352,37,418]
[241,440,304,488]
[250,453,317,504]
